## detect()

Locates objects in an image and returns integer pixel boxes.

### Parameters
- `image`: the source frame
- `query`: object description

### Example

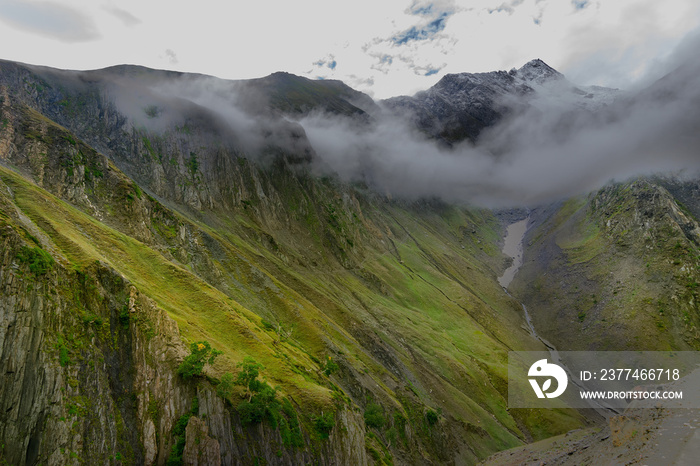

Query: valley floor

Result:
[482,407,700,466]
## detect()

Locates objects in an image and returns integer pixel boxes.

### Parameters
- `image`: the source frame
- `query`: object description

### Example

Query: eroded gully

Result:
[497,216,615,417]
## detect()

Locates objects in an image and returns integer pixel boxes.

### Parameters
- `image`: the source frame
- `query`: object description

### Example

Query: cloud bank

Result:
[299,37,700,207]
[96,32,700,208]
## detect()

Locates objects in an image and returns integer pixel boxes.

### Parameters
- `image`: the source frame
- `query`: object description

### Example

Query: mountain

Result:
[382,59,618,145]
[237,71,380,118]
[0,59,593,465]
[0,57,699,465]
[511,178,700,351]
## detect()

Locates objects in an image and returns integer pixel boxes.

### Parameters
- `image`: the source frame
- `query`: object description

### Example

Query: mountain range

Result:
[1,56,699,465]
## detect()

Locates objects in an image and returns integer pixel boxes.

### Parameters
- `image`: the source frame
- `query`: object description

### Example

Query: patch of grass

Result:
[323,357,339,376]
[187,152,199,178]
[57,337,71,367]
[119,305,130,329]
[1,167,332,408]
[364,402,385,430]
[280,398,304,448]
[312,411,334,440]
[16,245,54,275]
[425,409,438,426]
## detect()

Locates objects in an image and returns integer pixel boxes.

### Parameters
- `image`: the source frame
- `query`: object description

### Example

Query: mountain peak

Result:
[514,58,563,83]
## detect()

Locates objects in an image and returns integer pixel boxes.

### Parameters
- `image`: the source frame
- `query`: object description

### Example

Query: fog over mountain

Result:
[22,32,700,209]
[299,37,700,207]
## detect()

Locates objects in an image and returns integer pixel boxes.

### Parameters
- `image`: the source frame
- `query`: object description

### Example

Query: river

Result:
[497,216,614,416]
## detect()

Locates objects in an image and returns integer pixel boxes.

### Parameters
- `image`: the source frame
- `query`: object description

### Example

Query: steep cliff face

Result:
[0,215,366,466]
[0,85,371,465]
[0,60,590,464]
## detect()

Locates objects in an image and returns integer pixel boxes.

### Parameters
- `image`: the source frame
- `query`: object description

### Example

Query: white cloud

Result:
[102,5,140,27]
[0,0,100,43]
[299,39,700,207]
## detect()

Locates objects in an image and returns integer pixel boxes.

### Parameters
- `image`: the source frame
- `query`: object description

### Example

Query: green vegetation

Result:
[216,372,235,400]
[119,306,130,329]
[7,67,700,465]
[387,412,408,447]
[280,399,304,448]
[512,180,700,354]
[237,382,280,427]
[425,409,439,426]
[16,245,54,275]
[187,152,199,178]
[323,357,339,376]
[144,105,159,118]
[0,159,561,460]
[57,338,71,367]
[141,135,161,161]
[167,396,199,466]
[235,357,284,428]
[0,104,590,463]
[230,358,305,447]
[312,411,334,440]
[364,402,386,430]
[177,341,222,380]
[235,357,264,399]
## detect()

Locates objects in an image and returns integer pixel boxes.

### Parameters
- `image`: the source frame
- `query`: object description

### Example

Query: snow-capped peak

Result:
[512,59,563,84]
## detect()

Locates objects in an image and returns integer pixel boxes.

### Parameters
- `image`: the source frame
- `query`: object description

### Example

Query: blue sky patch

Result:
[313,56,337,70]
[392,12,449,45]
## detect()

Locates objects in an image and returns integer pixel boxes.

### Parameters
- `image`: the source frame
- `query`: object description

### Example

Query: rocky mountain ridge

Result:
[381,59,619,144]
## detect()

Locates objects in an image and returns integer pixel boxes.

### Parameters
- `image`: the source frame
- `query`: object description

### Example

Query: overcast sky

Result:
[1,0,699,99]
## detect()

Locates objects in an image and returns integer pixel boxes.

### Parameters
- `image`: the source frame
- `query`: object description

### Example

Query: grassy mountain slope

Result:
[0,62,588,464]
[511,180,700,351]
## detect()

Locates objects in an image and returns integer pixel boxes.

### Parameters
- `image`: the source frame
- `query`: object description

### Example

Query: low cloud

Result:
[164,49,178,65]
[105,72,316,163]
[299,41,700,207]
[96,33,700,208]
